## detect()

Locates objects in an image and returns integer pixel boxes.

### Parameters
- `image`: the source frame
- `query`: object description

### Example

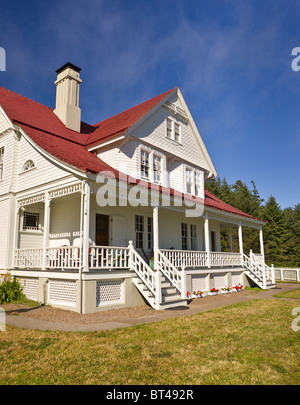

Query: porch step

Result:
[245,271,276,289]
[133,276,188,309]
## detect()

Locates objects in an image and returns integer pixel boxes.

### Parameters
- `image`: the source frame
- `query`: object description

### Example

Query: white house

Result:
[0,63,275,313]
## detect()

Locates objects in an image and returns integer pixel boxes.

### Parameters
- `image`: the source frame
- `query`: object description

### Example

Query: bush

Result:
[0,274,25,303]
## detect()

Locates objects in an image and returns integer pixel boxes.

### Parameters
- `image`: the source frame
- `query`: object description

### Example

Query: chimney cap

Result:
[56,62,81,75]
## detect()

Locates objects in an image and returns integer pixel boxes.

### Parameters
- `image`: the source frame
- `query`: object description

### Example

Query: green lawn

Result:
[1,298,300,385]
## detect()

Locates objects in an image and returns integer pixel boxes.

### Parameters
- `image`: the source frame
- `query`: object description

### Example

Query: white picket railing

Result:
[157,249,186,299]
[89,246,130,269]
[15,248,44,268]
[210,252,243,267]
[160,249,208,268]
[45,247,82,269]
[160,249,242,268]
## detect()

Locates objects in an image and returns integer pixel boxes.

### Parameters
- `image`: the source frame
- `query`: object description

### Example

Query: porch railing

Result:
[160,249,242,268]
[15,247,244,270]
[89,246,130,270]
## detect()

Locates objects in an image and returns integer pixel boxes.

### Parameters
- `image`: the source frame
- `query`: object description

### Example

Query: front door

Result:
[96,214,109,246]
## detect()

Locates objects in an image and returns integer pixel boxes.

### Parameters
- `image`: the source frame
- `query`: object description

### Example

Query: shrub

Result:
[0,274,25,303]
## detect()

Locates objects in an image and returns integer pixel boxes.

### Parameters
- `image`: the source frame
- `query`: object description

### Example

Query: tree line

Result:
[205,177,300,267]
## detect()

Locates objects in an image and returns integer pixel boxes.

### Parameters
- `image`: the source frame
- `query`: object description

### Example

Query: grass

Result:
[0,298,300,385]
[273,288,300,299]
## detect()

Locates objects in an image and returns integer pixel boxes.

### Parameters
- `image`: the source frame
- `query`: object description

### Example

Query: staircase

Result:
[243,253,276,289]
[129,243,187,310]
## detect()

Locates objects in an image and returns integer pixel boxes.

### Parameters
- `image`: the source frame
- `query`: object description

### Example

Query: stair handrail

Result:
[243,253,265,283]
[128,242,160,305]
[157,249,186,300]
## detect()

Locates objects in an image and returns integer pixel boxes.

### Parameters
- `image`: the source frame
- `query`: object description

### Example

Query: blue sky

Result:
[0,0,300,209]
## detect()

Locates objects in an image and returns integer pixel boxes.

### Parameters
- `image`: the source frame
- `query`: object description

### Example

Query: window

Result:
[181,223,197,250]
[186,169,193,194]
[166,118,172,139]
[186,168,202,196]
[190,224,197,250]
[181,223,188,250]
[166,118,181,143]
[22,160,35,172]
[141,150,150,179]
[153,155,162,184]
[23,212,40,231]
[147,217,153,249]
[135,215,144,248]
[194,171,201,196]
[174,123,180,143]
[0,147,4,180]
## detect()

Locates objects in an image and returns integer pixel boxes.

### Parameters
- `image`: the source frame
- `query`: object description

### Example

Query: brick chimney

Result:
[53,62,82,132]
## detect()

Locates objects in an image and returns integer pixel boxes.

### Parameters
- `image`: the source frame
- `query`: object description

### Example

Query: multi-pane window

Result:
[141,150,150,179]
[181,223,188,250]
[23,212,40,231]
[174,123,180,143]
[22,160,35,172]
[181,223,197,250]
[147,217,153,250]
[186,168,202,196]
[0,147,4,180]
[186,169,193,194]
[166,118,181,143]
[190,224,197,250]
[194,171,201,197]
[167,118,172,139]
[153,155,162,184]
[135,215,144,248]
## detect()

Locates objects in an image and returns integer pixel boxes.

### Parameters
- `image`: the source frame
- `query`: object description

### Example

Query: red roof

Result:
[0,85,264,222]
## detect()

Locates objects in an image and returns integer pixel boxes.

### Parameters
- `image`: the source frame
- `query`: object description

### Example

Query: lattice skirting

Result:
[19,277,39,301]
[96,279,124,307]
[48,279,77,307]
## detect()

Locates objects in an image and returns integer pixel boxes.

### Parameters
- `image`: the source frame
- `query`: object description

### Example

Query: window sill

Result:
[165,136,183,146]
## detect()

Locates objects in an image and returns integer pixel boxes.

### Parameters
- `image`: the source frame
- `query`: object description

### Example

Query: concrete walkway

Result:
[5,283,300,332]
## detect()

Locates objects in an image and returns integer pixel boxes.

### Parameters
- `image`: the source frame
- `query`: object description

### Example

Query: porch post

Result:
[259,226,265,263]
[204,214,211,268]
[42,193,51,270]
[153,206,159,269]
[238,222,243,264]
[82,181,90,272]
[13,207,20,268]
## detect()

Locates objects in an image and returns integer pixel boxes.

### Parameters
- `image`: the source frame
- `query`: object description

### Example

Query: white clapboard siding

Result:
[16,135,71,192]
[0,198,9,268]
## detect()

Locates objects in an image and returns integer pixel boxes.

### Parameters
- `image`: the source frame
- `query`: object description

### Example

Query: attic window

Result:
[22,160,35,172]
[166,118,181,143]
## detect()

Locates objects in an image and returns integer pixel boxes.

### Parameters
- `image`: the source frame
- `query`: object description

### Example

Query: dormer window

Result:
[22,160,35,172]
[166,118,181,143]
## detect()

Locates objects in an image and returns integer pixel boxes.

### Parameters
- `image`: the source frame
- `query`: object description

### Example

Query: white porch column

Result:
[204,214,211,268]
[42,193,51,270]
[82,181,90,272]
[259,227,265,262]
[153,206,159,270]
[238,222,243,261]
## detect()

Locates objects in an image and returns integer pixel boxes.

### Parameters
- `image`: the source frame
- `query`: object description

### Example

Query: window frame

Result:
[21,160,36,173]
[22,211,40,231]
[166,118,181,144]
[185,166,203,197]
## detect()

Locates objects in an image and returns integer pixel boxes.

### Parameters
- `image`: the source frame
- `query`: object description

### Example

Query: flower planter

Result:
[221,290,230,294]
[208,291,220,296]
